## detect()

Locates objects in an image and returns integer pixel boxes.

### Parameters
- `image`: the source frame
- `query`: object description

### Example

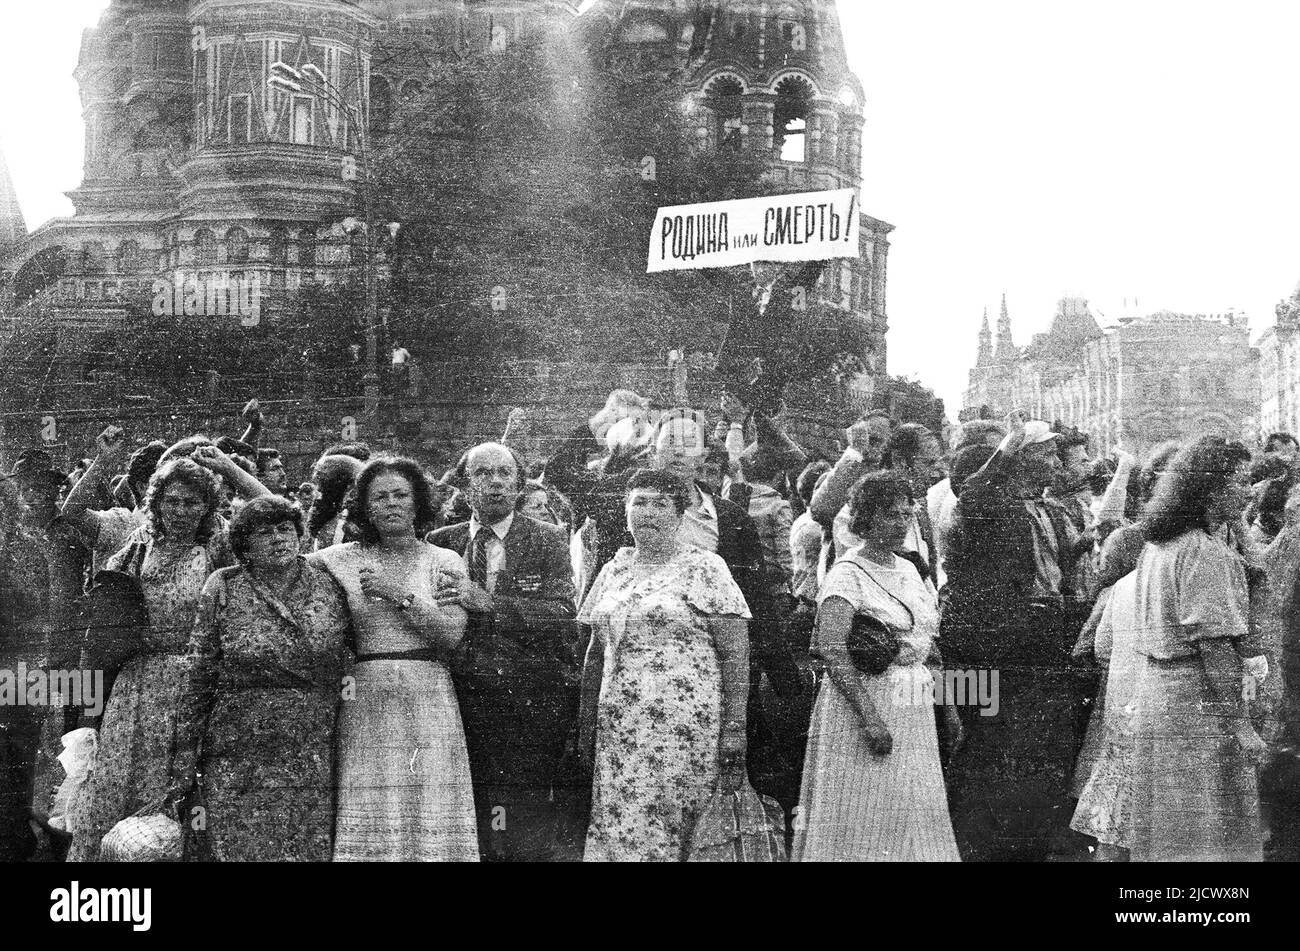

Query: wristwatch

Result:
[397,593,416,611]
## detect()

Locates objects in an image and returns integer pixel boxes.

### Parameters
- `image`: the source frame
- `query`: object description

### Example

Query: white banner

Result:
[647,188,860,273]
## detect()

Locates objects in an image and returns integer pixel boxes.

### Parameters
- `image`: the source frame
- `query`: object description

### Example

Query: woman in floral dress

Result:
[167,496,352,861]
[577,469,751,862]
[69,449,264,861]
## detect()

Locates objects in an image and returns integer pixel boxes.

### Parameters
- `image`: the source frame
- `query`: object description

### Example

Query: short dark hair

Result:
[1249,455,1288,486]
[127,441,168,488]
[144,458,223,543]
[346,456,439,543]
[951,445,996,497]
[626,468,691,515]
[847,470,914,538]
[215,436,256,463]
[228,495,303,563]
[515,480,574,527]
[1144,435,1252,543]
[1086,457,1117,496]
[255,448,283,475]
[884,423,936,468]
[307,454,362,537]
[1051,423,1090,452]
[954,420,1006,452]
[796,460,832,507]
[1265,432,1298,454]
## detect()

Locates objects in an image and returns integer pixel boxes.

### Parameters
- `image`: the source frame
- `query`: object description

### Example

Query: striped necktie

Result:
[468,527,490,589]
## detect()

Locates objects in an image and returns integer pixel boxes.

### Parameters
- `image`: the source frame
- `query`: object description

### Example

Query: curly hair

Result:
[847,470,914,538]
[626,468,691,515]
[143,458,223,542]
[515,480,574,528]
[307,454,362,538]
[345,455,439,543]
[1143,435,1252,543]
[228,495,303,563]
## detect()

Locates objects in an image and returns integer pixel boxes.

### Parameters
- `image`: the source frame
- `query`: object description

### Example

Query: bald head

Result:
[464,442,522,524]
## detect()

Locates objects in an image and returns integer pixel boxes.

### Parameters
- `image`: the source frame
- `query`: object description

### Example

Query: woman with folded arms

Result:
[310,456,478,861]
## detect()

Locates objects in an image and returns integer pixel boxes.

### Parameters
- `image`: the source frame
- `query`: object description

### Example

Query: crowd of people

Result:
[0,387,1297,862]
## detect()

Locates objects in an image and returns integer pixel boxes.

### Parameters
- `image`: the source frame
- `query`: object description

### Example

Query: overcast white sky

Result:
[4,1,1300,414]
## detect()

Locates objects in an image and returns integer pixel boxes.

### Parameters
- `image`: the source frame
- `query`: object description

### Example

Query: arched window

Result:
[370,76,393,134]
[194,228,217,266]
[706,77,744,153]
[226,227,250,265]
[298,226,317,269]
[268,226,288,266]
[774,76,813,163]
[116,240,141,274]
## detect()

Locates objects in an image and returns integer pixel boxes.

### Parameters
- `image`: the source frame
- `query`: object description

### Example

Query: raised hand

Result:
[96,425,128,462]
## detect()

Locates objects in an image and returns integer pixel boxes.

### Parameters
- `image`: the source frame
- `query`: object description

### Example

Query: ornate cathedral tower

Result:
[584,0,892,389]
[977,306,992,367]
[995,291,1015,363]
[0,147,25,255]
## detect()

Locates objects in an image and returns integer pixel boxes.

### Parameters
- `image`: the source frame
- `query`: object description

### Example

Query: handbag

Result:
[686,781,788,862]
[840,559,914,677]
[79,542,150,709]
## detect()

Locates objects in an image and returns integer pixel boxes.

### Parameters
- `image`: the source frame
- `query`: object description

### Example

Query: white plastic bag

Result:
[49,728,98,833]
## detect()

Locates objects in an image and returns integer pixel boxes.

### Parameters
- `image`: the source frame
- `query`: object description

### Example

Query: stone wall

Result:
[1,360,860,483]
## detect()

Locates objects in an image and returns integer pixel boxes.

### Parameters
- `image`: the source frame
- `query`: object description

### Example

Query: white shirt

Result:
[391,347,410,365]
[467,510,514,594]
[679,488,719,553]
[927,479,958,589]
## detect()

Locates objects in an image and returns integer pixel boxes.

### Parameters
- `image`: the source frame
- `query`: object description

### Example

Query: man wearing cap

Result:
[941,412,1085,862]
[0,450,88,859]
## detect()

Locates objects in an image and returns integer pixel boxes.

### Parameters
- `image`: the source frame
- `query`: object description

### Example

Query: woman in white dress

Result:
[795,471,960,862]
[310,456,478,861]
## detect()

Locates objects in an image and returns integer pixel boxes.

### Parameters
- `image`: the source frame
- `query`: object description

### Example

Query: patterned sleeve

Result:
[681,550,753,620]
[1178,537,1249,644]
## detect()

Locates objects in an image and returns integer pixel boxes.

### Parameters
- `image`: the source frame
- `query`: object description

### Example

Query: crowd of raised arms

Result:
[2,389,1298,862]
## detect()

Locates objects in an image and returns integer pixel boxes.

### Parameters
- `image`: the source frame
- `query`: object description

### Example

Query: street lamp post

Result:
[270,61,389,418]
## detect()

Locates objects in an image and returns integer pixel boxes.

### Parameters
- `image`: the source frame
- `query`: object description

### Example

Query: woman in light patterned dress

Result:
[69,449,265,861]
[794,471,960,862]
[310,456,478,862]
[577,469,751,862]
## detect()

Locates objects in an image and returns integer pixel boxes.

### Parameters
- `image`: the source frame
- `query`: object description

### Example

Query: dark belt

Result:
[355,649,440,664]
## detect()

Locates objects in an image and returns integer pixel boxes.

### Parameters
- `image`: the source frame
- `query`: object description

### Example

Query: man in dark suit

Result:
[429,442,577,862]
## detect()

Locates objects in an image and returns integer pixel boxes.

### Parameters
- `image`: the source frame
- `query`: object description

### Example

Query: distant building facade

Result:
[962,296,1258,456]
